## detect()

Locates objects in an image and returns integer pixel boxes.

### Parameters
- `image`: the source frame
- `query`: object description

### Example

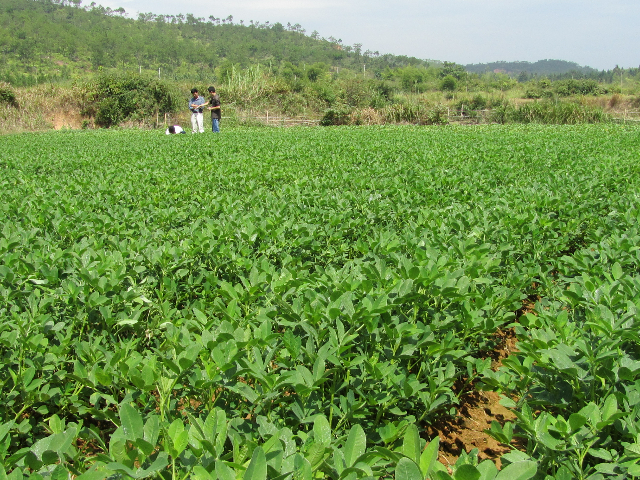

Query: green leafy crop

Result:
[1,125,640,478]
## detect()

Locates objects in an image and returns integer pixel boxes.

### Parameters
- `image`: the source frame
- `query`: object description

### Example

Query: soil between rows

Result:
[428,328,519,469]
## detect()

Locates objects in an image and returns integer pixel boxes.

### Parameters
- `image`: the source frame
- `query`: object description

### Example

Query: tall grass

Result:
[490,100,609,125]
[0,83,86,132]
[222,64,275,106]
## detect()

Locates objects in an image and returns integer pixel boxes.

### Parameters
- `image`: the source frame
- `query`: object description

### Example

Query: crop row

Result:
[1,125,640,479]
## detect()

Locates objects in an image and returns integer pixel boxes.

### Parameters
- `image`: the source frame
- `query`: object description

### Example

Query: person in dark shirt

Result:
[205,86,221,133]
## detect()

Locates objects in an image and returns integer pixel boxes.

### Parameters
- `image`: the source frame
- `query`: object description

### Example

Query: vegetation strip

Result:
[1,125,640,479]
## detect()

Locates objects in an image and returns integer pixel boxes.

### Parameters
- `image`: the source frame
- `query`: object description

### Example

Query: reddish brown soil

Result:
[427,390,516,469]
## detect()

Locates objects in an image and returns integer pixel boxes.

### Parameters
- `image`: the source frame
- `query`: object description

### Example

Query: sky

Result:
[100,0,639,71]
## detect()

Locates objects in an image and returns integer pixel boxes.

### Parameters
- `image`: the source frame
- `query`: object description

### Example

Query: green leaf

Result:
[494,460,537,480]
[133,438,155,456]
[49,415,63,435]
[333,448,346,476]
[589,448,613,461]
[626,464,640,477]
[120,403,144,441]
[172,430,189,457]
[216,460,236,480]
[144,415,160,446]
[395,457,423,480]
[568,413,587,432]
[0,421,14,442]
[601,395,619,421]
[612,262,623,280]
[294,453,313,480]
[313,414,331,446]
[454,465,481,480]
[168,418,184,438]
[42,449,60,465]
[476,460,498,480]
[343,424,366,467]
[244,446,267,480]
[435,471,455,480]
[74,469,108,480]
[25,451,43,471]
[193,307,209,325]
[305,443,328,469]
[420,436,440,477]
[136,452,169,478]
[377,422,399,444]
[106,462,137,478]
[23,366,36,388]
[402,424,421,466]
[578,402,601,426]
[192,466,214,480]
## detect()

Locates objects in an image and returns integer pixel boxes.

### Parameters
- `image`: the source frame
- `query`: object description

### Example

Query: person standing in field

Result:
[205,86,221,133]
[189,88,206,133]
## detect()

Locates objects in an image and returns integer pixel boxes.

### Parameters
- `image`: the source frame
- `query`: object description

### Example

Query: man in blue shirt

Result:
[189,88,206,133]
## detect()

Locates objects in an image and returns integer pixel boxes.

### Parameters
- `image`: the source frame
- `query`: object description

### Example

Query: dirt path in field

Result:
[426,328,519,469]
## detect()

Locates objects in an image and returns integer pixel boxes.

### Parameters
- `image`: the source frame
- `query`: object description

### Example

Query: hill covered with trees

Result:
[0,0,440,86]
[2,0,636,88]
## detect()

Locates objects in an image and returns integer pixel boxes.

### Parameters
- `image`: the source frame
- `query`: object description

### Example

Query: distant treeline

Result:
[465,60,597,76]
[466,60,640,83]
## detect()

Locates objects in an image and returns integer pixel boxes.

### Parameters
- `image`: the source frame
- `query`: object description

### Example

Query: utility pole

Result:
[158,67,161,79]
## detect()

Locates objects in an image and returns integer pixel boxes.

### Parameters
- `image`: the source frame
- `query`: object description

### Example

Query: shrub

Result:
[469,94,488,110]
[525,89,543,99]
[553,79,603,97]
[313,83,336,105]
[94,97,123,127]
[0,82,18,108]
[320,106,352,126]
[421,103,449,125]
[455,94,487,112]
[83,73,181,128]
[489,103,513,124]
[373,80,394,101]
[337,79,374,108]
[440,75,457,91]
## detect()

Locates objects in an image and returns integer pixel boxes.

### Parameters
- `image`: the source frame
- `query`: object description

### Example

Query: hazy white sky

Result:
[101,0,638,70]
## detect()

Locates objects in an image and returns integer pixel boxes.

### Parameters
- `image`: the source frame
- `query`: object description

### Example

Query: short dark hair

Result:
[208,86,216,93]
[191,88,198,94]
[168,125,176,134]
